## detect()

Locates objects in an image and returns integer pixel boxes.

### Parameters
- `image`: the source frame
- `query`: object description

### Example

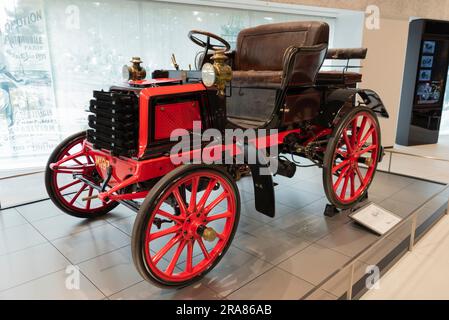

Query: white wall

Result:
[333,10,364,49]
[361,18,410,147]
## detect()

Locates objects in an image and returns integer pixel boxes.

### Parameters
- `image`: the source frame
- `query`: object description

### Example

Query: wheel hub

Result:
[348,147,372,167]
[181,208,217,242]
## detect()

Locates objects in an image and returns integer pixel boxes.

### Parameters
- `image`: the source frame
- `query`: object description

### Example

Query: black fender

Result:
[236,141,275,218]
[319,88,389,128]
[321,88,387,163]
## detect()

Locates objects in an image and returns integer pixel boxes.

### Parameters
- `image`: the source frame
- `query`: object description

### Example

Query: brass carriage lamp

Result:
[122,56,147,81]
[201,50,232,96]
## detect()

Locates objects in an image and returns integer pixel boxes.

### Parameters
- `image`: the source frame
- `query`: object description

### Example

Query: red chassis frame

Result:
[49,83,318,204]
[47,73,383,289]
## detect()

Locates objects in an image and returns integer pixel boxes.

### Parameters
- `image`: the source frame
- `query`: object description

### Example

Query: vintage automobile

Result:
[45,21,388,287]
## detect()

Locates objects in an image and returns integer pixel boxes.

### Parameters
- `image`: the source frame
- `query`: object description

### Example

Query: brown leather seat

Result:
[326,48,367,60]
[232,70,283,89]
[232,21,329,88]
[316,71,363,86]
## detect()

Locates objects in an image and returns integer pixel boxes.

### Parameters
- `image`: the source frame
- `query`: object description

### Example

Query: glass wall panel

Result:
[0,0,354,175]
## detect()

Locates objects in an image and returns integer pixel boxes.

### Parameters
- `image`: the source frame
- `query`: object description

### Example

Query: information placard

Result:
[350,203,402,235]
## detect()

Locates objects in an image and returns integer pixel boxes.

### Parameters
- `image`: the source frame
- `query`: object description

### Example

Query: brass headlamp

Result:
[122,56,147,81]
[201,50,232,96]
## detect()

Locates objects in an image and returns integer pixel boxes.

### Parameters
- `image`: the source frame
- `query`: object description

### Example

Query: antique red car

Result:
[45,21,388,287]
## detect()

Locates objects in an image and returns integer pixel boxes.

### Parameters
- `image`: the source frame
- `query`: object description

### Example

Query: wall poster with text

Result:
[0,0,58,170]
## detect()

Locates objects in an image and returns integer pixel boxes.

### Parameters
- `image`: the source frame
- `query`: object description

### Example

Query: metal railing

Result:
[384,147,449,175]
[302,155,449,300]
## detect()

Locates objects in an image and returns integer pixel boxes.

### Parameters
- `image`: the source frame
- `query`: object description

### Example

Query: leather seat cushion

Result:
[232,70,283,89]
[316,71,362,85]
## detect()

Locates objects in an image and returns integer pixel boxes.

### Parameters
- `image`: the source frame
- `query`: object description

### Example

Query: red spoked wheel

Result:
[132,165,240,287]
[323,107,381,209]
[45,131,118,218]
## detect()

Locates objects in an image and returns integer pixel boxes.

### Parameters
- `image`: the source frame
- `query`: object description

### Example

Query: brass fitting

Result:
[364,157,373,166]
[211,50,232,96]
[123,57,147,81]
[201,227,218,242]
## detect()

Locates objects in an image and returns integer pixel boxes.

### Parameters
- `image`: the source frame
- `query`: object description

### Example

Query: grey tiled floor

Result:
[0,172,47,209]
[0,168,445,300]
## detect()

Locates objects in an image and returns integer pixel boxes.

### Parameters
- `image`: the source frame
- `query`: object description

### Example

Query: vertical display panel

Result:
[397,19,449,146]
[411,38,449,132]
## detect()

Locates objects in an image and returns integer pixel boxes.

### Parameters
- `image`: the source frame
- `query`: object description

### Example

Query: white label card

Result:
[350,203,402,235]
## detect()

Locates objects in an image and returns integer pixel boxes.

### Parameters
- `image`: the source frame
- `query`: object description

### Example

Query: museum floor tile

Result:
[0,166,446,300]
[0,172,46,209]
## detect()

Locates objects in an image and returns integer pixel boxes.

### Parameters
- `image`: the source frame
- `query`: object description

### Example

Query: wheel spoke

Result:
[66,149,85,166]
[354,145,377,158]
[204,191,228,215]
[350,172,356,197]
[72,157,84,166]
[336,148,348,158]
[58,179,82,192]
[157,209,184,225]
[197,238,210,259]
[197,178,217,211]
[357,116,368,141]
[216,232,225,241]
[69,183,88,205]
[166,240,187,276]
[172,188,187,216]
[189,176,200,211]
[185,241,194,273]
[354,165,364,184]
[62,149,72,158]
[351,117,359,149]
[149,225,182,241]
[342,130,353,153]
[340,174,350,199]
[332,159,350,174]
[152,234,181,265]
[358,127,374,148]
[334,165,350,190]
[206,211,232,222]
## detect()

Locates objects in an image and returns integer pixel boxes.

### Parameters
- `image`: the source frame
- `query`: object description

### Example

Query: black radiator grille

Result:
[87,90,139,157]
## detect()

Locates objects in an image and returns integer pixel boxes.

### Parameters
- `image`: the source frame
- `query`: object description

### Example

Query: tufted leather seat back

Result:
[235,21,329,71]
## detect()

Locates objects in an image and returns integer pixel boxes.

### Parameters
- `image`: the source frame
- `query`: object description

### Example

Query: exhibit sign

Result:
[0,0,59,169]
[350,203,402,235]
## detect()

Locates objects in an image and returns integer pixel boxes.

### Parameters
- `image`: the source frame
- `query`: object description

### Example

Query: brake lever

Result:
[171,53,179,70]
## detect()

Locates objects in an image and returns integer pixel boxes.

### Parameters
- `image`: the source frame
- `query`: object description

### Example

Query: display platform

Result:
[0,166,447,300]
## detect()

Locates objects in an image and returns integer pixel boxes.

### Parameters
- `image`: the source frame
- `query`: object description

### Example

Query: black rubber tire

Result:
[45,131,118,219]
[323,107,381,209]
[131,164,240,288]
